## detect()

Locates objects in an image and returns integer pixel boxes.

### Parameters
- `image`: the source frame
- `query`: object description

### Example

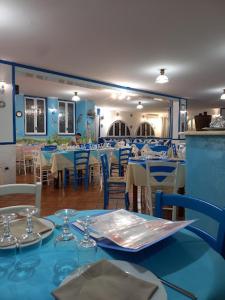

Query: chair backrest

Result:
[41,145,57,151]
[155,191,225,257]
[73,150,90,172]
[100,153,110,184]
[146,161,178,191]
[119,147,131,166]
[171,143,177,157]
[0,183,42,214]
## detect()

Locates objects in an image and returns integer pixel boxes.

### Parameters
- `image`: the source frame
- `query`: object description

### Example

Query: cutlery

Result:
[159,277,197,299]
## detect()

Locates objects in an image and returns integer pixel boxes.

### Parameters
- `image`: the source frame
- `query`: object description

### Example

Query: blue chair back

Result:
[74,150,90,172]
[171,143,177,156]
[149,145,168,152]
[41,145,57,151]
[118,147,132,176]
[100,153,109,184]
[155,191,225,257]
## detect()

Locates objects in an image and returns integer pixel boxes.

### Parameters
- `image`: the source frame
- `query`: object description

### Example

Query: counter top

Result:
[184,130,225,136]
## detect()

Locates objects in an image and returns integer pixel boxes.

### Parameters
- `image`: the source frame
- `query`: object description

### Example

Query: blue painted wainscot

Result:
[185,131,225,237]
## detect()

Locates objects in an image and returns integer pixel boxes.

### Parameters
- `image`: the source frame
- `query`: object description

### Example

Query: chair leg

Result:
[172,205,177,221]
[64,169,69,188]
[125,192,130,210]
[104,185,109,209]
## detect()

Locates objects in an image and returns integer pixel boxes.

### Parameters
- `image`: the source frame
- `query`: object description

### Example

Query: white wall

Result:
[97,107,168,137]
[0,63,16,184]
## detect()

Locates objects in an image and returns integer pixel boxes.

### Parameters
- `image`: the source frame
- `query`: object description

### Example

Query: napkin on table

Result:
[52,260,158,300]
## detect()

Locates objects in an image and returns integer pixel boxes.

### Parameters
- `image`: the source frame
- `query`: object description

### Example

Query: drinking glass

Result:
[0,213,17,278]
[16,207,42,275]
[54,209,78,243]
[77,216,97,267]
[0,213,17,248]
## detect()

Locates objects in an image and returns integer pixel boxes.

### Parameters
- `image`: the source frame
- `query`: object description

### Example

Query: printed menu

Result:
[73,209,194,250]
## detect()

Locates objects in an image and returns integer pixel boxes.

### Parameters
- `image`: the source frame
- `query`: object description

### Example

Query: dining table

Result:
[126,158,185,212]
[40,148,119,177]
[1,209,225,300]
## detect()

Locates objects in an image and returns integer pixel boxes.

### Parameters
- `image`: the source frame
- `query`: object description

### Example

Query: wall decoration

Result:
[87,109,96,118]
[0,100,6,108]
[16,111,23,117]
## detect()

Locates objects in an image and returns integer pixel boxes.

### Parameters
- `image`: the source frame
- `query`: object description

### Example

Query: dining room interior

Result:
[0,1,225,299]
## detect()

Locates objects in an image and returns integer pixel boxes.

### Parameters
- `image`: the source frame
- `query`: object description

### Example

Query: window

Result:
[25,97,46,135]
[108,121,130,136]
[58,101,75,134]
[136,122,155,136]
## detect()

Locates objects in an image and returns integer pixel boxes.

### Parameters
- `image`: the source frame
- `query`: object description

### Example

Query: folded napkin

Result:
[0,217,52,238]
[52,260,158,300]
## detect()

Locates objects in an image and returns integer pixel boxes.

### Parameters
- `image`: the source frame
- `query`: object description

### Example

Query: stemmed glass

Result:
[0,213,17,248]
[54,209,78,243]
[0,213,17,277]
[18,207,42,246]
[53,209,78,285]
[77,216,97,267]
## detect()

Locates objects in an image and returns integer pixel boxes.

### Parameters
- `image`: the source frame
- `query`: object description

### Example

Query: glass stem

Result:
[3,218,11,238]
[63,216,70,235]
[83,221,90,241]
[26,214,33,234]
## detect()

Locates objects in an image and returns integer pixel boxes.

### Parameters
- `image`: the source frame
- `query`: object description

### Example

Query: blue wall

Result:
[186,135,225,237]
[15,95,96,142]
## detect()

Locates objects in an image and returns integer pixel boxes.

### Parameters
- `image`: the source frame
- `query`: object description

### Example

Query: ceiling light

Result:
[0,81,5,94]
[137,101,143,109]
[155,69,169,84]
[72,92,80,101]
[126,96,131,100]
[111,93,117,99]
[220,89,225,100]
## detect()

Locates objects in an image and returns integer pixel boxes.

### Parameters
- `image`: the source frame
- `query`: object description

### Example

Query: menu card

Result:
[73,210,194,250]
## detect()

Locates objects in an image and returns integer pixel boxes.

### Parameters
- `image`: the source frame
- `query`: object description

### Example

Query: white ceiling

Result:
[16,70,169,112]
[1,0,225,109]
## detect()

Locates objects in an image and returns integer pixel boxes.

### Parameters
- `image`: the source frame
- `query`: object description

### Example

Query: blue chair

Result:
[155,191,225,257]
[41,145,57,151]
[64,150,90,190]
[171,143,177,157]
[111,147,132,176]
[101,154,129,210]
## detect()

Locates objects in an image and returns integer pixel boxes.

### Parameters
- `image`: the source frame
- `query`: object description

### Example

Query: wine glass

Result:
[0,213,17,277]
[54,209,78,243]
[77,216,97,267]
[16,207,42,275]
[0,213,17,248]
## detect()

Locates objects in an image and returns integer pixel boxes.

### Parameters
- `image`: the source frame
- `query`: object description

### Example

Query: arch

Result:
[136,122,155,137]
[108,120,131,137]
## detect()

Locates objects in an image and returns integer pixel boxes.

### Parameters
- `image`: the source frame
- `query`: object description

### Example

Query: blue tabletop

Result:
[1,210,225,300]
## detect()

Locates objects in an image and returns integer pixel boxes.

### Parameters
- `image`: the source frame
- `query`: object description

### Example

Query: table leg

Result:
[132,184,138,212]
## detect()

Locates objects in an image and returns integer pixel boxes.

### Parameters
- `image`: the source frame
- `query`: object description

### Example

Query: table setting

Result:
[0,208,225,299]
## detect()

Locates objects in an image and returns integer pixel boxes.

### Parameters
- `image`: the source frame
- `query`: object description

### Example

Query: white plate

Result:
[0,218,55,249]
[60,260,167,300]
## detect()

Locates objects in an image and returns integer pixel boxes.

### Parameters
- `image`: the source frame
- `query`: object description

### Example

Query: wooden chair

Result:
[111,147,131,176]
[101,154,129,210]
[145,161,179,218]
[0,183,42,215]
[155,191,225,257]
[33,150,52,185]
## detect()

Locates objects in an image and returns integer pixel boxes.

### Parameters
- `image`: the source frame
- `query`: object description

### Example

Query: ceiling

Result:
[1,0,225,109]
[16,69,169,112]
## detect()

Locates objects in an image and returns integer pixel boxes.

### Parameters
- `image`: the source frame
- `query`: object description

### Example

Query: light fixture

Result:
[72,92,80,101]
[155,69,169,84]
[137,101,143,109]
[220,89,225,100]
[118,93,125,100]
[0,80,5,94]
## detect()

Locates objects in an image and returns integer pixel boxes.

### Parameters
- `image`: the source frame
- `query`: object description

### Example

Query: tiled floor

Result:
[0,174,131,217]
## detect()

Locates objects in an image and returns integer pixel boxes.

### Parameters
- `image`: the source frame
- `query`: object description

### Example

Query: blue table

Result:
[1,210,225,299]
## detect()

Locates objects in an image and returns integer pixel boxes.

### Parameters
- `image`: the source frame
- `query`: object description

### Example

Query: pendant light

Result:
[220,89,225,100]
[137,101,143,109]
[155,68,169,84]
[72,92,80,101]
